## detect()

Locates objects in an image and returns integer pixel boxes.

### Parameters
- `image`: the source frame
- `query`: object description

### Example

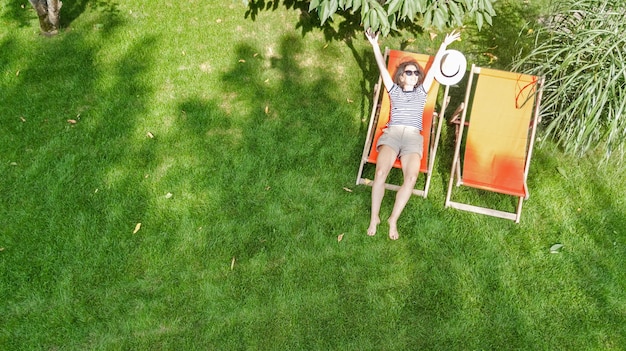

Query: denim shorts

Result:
[377,125,424,159]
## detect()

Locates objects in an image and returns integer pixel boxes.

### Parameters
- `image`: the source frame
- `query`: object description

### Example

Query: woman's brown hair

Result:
[392,59,424,87]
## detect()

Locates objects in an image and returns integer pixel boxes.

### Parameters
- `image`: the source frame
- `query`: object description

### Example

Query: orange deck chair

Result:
[356,48,451,198]
[445,65,544,222]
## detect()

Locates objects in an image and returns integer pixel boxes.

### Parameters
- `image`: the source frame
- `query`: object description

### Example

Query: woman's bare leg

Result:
[368,145,397,236]
[388,153,421,240]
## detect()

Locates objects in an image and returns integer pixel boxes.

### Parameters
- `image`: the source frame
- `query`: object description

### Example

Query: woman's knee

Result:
[404,175,417,186]
[403,173,419,186]
[374,169,390,185]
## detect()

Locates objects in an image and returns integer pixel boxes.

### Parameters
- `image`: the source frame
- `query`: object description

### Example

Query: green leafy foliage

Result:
[514,0,626,161]
[307,0,496,35]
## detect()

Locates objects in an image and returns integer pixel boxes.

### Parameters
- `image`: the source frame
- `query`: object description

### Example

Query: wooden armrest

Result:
[449,102,466,125]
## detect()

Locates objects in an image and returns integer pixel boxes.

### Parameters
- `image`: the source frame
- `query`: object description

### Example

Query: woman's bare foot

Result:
[367,217,380,236]
[388,219,399,240]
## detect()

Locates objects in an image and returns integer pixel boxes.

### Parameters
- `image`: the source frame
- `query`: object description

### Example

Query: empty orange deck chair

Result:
[356,48,450,197]
[445,65,544,222]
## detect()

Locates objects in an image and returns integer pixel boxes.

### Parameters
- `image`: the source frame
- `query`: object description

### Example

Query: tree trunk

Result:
[29,0,63,36]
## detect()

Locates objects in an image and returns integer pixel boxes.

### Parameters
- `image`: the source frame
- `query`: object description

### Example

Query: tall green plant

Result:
[513,0,626,162]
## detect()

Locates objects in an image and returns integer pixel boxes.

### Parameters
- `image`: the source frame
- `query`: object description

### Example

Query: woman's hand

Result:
[365,28,379,47]
[443,30,461,47]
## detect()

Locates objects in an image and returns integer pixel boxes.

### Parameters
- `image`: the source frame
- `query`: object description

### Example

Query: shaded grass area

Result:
[1,1,625,350]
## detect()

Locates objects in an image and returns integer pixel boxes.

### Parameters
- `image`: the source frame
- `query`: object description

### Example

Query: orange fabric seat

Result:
[445,66,544,222]
[462,69,537,197]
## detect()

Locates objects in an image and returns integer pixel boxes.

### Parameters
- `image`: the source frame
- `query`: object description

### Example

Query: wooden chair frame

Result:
[445,65,545,222]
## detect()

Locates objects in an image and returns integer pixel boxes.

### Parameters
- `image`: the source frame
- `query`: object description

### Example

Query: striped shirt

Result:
[387,84,427,131]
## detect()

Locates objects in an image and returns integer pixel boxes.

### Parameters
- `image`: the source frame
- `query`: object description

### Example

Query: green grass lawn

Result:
[1,0,625,349]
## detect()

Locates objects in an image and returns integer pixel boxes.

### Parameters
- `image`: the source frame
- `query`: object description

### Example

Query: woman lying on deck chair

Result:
[365,29,460,240]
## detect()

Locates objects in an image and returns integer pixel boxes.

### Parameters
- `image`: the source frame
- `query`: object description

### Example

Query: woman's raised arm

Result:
[366,29,394,92]
[422,30,461,92]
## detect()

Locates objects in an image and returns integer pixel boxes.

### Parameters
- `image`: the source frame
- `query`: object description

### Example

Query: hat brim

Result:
[434,50,467,86]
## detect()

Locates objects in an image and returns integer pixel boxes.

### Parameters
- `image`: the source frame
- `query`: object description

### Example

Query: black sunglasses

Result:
[404,70,420,77]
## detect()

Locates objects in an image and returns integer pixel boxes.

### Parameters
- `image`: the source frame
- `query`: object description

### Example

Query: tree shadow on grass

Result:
[63,0,123,29]
[0,16,159,349]
[175,33,361,254]
[1,0,40,28]
[242,0,425,138]
[171,33,394,347]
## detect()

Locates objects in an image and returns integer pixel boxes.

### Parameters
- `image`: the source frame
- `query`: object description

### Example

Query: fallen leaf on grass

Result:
[165,192,173,199]
[550,243,564,253]
[343,187,353,192]
[429,32,437,40]
[238,59,246,63]
[556,166,568,179]
[67,119,77,124]
[231,257,236,270]
[264,105,269,114]
[484,52,498,63]
[20,117,26,122]
[133,223,142,234]
[346,98,354,103]
[338,233,344,242]
[147,132,154,138]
